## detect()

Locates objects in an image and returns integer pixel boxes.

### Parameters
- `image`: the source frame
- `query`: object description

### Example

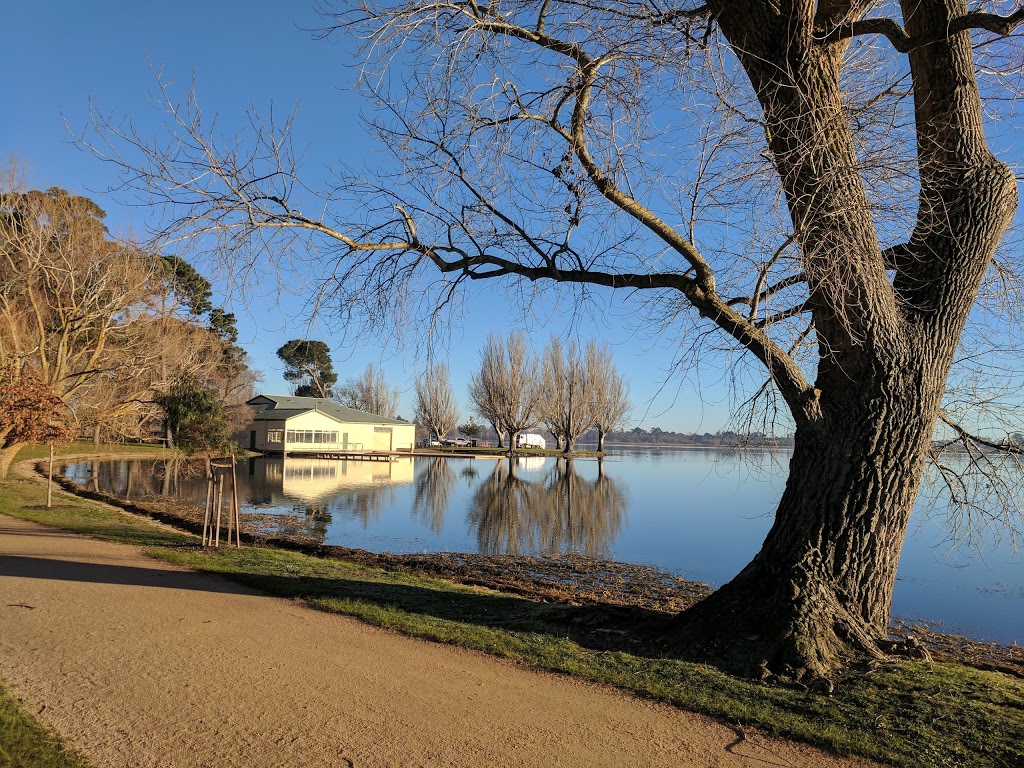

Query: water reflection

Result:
[266,456,413,501]
[268,457,412,529]
[67,456,198,499]
[412,458,457,533]
[63,455,415,533]
[468,458,627,557]
[61,451,1022,643]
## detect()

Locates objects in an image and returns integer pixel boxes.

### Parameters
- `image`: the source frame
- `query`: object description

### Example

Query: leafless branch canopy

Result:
[80,1,1024,542]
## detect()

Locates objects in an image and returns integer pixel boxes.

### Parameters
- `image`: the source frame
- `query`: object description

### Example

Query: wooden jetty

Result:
[282,450,403,462]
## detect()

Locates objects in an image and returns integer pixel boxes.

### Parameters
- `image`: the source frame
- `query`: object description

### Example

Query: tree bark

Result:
[672,361,944,679]
[597,430,605,453]
[0,443,24,480]
[662,1,1010,681]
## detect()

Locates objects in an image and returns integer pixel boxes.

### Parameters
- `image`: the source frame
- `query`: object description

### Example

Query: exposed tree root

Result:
[662,563,891,687]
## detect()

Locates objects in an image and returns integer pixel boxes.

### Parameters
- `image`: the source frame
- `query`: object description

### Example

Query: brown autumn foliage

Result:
[0,363,75,477]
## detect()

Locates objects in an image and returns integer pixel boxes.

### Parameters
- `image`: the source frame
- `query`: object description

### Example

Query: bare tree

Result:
[468,367,507,448]
[82,2,1024,679]
[414,362,458,441]
[336,362,400,418]
[540,337,593,455]
[0,182,155,435]
[586,341,631,453]
[471,332,544,453]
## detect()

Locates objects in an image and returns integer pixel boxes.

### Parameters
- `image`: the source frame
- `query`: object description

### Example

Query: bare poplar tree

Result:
[471,332,544,453]
[586,341,631,453]
[414,362,458,442]
[336,363,401,418]
[468,370,507,448]
[82,1,1024,679]
[540,337,594,455]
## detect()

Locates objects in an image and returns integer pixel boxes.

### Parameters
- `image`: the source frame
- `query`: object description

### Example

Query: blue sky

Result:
[2,1,758,433]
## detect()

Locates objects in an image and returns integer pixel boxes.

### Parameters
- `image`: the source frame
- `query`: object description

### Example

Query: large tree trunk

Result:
[672,365,941,680]
[677,1,1018,682]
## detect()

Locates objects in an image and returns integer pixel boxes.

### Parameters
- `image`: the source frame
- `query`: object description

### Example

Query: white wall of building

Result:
[247,410,416,454]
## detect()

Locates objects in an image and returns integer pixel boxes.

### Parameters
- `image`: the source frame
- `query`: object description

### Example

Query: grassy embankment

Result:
[1,442,1022,768]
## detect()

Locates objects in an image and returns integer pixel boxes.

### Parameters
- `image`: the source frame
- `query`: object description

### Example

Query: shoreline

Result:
[43,453,1024,676]
[3,444,1022,768]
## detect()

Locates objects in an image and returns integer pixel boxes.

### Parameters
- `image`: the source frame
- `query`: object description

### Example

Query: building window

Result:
[373,427,392,433]
[267,429,283,444]
[285,429,340,444]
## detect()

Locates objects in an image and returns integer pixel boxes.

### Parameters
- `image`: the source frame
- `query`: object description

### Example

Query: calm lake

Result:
[62,448,1023,644]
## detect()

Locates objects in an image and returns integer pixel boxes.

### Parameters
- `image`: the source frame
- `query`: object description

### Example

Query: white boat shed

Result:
[245,395,416,454]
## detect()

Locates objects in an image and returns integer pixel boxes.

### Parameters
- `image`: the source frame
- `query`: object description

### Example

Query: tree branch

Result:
[818,6,1024,52]
[939,414,1024,455]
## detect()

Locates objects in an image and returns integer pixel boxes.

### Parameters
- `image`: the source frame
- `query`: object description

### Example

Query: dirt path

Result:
[0,514,881,768]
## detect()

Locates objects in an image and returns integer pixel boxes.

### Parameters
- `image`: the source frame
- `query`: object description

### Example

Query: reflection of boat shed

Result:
[245,395,416,455]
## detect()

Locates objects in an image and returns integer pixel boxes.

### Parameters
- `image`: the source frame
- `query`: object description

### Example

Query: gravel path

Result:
[0,514,882,767]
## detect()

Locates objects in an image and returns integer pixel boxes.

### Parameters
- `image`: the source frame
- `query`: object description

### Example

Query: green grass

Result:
[17,441,169,462]
[1,448,1022,768]
[0,685,93,768]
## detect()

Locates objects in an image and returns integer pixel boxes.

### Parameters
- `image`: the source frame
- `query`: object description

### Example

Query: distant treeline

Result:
[464,424,795,448]
[578,427,795,448]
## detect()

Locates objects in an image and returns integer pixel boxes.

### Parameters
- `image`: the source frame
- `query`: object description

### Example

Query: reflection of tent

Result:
[516,456,548,473]
[262,457,414,502]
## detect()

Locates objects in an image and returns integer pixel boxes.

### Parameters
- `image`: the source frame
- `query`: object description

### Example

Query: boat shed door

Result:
[373,427,392,452]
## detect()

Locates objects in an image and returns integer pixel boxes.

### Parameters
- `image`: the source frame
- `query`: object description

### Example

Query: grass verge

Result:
[0,684,93,768]
[2,452,1022,768]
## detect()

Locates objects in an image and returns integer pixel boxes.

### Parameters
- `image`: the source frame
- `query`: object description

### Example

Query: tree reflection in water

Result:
[412,457,457,533]
[330,490,389,528]
[469,458,626,557]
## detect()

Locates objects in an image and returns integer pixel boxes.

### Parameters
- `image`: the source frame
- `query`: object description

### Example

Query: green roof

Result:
[247,395,409,426]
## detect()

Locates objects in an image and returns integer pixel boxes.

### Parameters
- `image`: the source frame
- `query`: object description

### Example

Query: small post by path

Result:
[46,444,54,509]
[231,460,241,548]
[202,471,213,546]
[226,467,234,545]
[214,471,223,548]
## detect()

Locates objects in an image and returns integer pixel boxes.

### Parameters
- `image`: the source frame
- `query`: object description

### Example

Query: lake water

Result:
[62,448,1023,644]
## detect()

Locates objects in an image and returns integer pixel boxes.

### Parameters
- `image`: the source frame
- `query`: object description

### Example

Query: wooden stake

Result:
[46,444,54,509]
[202,474,213,546]
[226,469,234,544]
[214,472,223,548]
[231,460,241,548]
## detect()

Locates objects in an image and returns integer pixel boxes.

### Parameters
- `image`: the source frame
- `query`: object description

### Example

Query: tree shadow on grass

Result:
[214,568,673,657]
[0,549,671,657]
